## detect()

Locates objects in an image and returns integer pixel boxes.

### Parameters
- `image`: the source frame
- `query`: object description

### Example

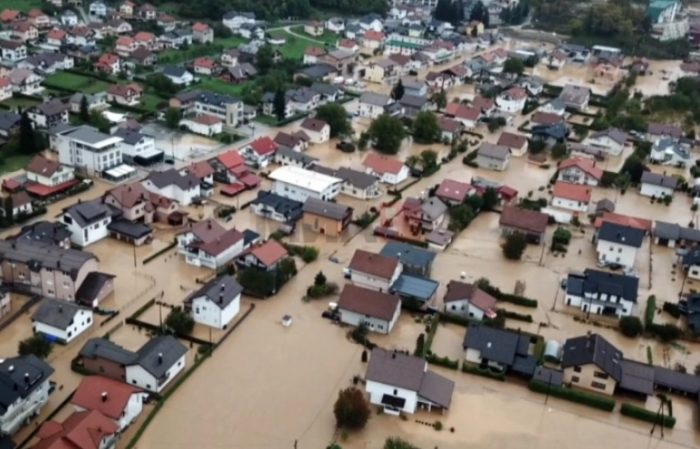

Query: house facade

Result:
[565,269,638,317]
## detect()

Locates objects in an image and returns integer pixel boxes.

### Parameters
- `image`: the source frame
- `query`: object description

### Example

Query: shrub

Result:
[528,381,615,411]
[498,309,534,323]
[662,302,681,319]
[433,420,443,431]
[18,335,52,359]
[165,307,194,335]
[285,243,319,263]
[648,323,683,342]
[619,316,643,338]
[383,438,421,449]
[502,232,527,260]
[307,282,339,298]
[425,353,459,370]
[475,278,538,308]
[645,295,656,329]
[461,363,505,381]
[333,387,371,430]
[620,403,676,428]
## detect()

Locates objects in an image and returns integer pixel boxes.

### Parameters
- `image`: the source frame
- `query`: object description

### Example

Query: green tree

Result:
[19,112,38,155]
[614,172,631,191]
[165,107,181,129]
[384,438,422,449]
[391,79,404,100]
[165,307,195,334]
[487,117,506,133]
[412,111,440,143]
[619,316,643,338]
[256,44,275,75]
[620,153,646,184]
[316,103,352,137]
[482,187,499,210]
[448,204,475,232]
[502,232,527,260]
[470,0,489,27]
[368,114,406,154]
[273,89,287,121]
[431,90,447,110]
[146,74,178,95]
[551,142,568,159]
[89,110,111,133]
[18,335,52,359]
[358,132,369,150]
[503,57,525,76]
[314,271,327,286]
[79,95,90,122]
[333,387,371,430]
[420,149,438,171]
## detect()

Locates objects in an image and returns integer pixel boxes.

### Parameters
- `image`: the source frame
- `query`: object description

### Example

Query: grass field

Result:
[2,96,41,110]
[141,93,167,112]
[0,0,41,12]
[196,78,252,97]
[44,72,111,94]
[0,153,32,176]
[269,30,323,60]
[159,36,249,65]
[288,25,339,45]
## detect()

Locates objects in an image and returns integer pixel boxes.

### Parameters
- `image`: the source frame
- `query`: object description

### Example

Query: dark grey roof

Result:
[532,366,564,387]
[590,128,626,145]
[0,355,54,413]
[653,221,700,243]
[310,82,340,97]
[107,219,153,239]
[366,348,426,391]
[682,246,700,266]
[417,370,454,409]
[79,338,137,365]
[311,165,378,189]
[252,191,303,222]
[162,65,189,78]
[302,197,351,220]
[297,64,337,80]
[0,239,96,280]
[462,324,530,366]
[567,269,639,303]
[15,221,71,245]
[134,335,187,377]
[391,274,439,301]
[380,241,436,270]
[561,334,623,381]
[619,359,654,395]
[360,92,391,107]
[399,94,427,109]
[0,111,20,131]
[146,169,199,190]
[640,171,677,188]
[195,91,240,107]
[64,125,114,145]
[652,365,700,395]
[63,199,114,227]
[187,274,242,310]
[286,87,318,104]
[275,148,318,166]
[598,222,644,248]
[242,229,260,246]
[35,99,69,116]
[76,271,115,305]
[32,298,88,329]
[114,128,149,145]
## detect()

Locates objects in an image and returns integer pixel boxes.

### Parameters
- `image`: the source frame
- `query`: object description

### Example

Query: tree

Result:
[79,95,90,122]
[316,103,352,137]
[503,57,525,76]
[448,204,475,232]
[391,79,404,100]
[358,132,369,150]
[470,0,489,28]
[384,438,422,449]
[482,187,499,210]
[420,149,438,171]
[165,107,181,129]
[146,74,178,95]
[367,114,406,154]
[333,387,371,430]
[502,232,527,260]
[165,307,195,335]
[89,110,110,133]
[550,142,568,160]
[487,117,506,133]
[314,271,327,286]
[412,111,440,143]
[273,89,286,121]
[430,90,447,110]
[433,0,452,22]
[614,172,631,191]
[19,112,38,155]
[619,316,643,338]
[256,44,275,75]
[620,153,646,183]
[18,335,52,359]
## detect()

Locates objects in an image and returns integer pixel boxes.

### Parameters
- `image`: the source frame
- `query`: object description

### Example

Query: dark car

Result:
[336,141,356,153]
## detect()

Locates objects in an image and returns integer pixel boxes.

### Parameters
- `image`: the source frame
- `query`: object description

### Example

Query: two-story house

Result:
[595,222,644,270]
[565,269,638,317]
[346,249,402,293]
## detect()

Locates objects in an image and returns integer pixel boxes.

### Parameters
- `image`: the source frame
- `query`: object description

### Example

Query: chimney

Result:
[157,352,163,364]
[24,372,29,383]
[101,391,108,402]
[58,304,63,313]
[207,221,212,230]
[219,294,223,304]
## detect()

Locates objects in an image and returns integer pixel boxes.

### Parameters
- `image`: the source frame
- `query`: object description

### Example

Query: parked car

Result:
[336,141,356,152]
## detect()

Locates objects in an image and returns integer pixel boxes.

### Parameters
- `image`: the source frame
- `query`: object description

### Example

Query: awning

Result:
[104,164,136,180]
[25,179,80,198]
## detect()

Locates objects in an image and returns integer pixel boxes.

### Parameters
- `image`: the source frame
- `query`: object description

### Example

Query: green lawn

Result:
[2,96,41,110]
[0,0,41,12]
[0,153,32,176]
[141,93,167,112]
[44,72,111,94]
[289,25,339,45]
[196,78,253,97]
[159,36,249,65]
[269,30,321,60]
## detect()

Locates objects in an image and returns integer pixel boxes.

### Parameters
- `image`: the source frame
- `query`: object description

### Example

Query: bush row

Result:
[620,403,676,428]
[477,281,538,308]
[461,363,505,381]
[498,309,534,323]
[426,353,459,370]
[142,241,177,265]
[528,380,615,412]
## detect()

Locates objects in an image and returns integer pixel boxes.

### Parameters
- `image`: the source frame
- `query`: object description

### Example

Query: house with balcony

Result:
[54,125,124,176]
[176,219,244,269]
[565,269,638,317]
[0,355,54,436]
[142,169,200,206]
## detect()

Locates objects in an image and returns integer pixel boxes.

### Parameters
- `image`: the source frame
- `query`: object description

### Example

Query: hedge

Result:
[461,363,505,381]
[528,381,615,412]
[645,295,656,329]
[620,403,676,428]
[477,281,538,308]
[426,353,459,370]
[498,309,534,323]
[142,241,177,265]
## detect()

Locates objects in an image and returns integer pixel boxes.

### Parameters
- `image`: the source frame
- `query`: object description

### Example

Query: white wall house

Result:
[0,356,54,436]
[596,222,644,270]
[269,166,342,202]
[565,269,638,317]
[60,199,113,247]
[337,284,401,334]
[347,249,403,293]
[125,336,187,393]
[187,275,242,329]
[182,229,244,270]
[32,299,93,344]
[54,125,124,176]
[25,155,75,187]
[142,169,201,206]
[551,182,591,213]
[639,171,677,198]
[71,376,148,432]
[362,153,409,185]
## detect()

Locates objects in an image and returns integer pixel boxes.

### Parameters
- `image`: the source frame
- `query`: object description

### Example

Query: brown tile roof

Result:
[301,117,327,132]
[349,249,399,280]
[71,376,142,420]
[218,149,244,169]
[195,228,244,256]
[184,160,215,179]
[531,111,563,126]
[26,155,60,177]
[497,132,527,150]
[249,239,288,267]
[552,181,591,203]
[363,153,404,175]
[443,281,497,313]
[184,219,226,242]
[559,157,603,180]
[593,212,652,232]
[436,179,473,203]
[499,205,548,235]
[34,410,118,449]
[338,284,400,321]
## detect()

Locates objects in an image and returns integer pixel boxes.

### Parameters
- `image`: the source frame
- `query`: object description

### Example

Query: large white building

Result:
[269,165,342,202]
[60,199,113,247]
[0,355,54,435]
[32,298,93,344]
[565,269,638,317]
[54,125,124,176]
[185,275,242,329]
[142,169,201,206]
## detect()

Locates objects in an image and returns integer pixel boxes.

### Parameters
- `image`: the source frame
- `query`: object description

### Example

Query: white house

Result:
[162,66,194,86]
[639,171,677,198]
[125,336,187,393]
[312,165,382,200]
[222,11,256,32]
[71,375,148,432]
[584,128,627,157]
[240,137,277,168]
[142,169,201,206]
[0,40,27,61]
[268,165,342,202]
[362,153,409,185]
[60,199,113,247]
[179,115,223,136]
[0,356,54,436]
[557,157,603,186]
[186,275,242,329]
[356,92,392,119]
[495,87,528,113]
[565,269,638,317]
[25,155,75,188]
[54,125,124,176]
[337,284,401,334]
[649,138,691,167]
[442,281,497,321]
[347,249,402,293]
[365,348,454,415]
[32,298,93,344]
[596,222,644,269]
[176,219,244,269]
[300,118,330,144]
[551,182,591,213]
[113,128,162,165]
[475,143,510,171]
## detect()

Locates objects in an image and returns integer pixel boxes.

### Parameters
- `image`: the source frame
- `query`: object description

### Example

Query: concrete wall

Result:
[563,364,616,396]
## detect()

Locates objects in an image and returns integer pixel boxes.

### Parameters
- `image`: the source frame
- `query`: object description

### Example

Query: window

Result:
[591,381,607,390]
[593,371,608,380]
[571,376,580,383]
[573,366,581,373]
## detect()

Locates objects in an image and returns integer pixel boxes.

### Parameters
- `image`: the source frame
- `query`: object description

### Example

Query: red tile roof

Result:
[559,157,603,180]
[71,376,142,420]
[26,154,60,176]
[25,179,79,197]
[552,181,591,203]
[249,240,288,267]
[184,160,214,179]
[338,284,400,321]
[531,111,563,125]
[191,114,221,126]
[248,137,277,156]
[218,149,244,169]
[134,31,155,42]
[194,57,216,69]
[444,102,480,121]
[34,410,118,449]
[192,22,210,32]
[594,212,652,232]
[195,228,244,256]
[47,28,66,40]
[364,30,385,41]
[349,249,399,280]
[436,179,473,203]
[499,205,548,235]
[304,46,326,56]
[363,153,404,175]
